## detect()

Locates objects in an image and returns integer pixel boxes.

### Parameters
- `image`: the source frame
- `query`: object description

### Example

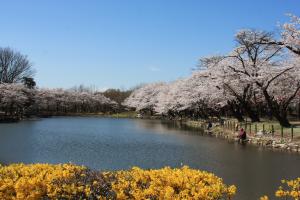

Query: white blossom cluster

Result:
[282,14,300,52]
[123,70,226,116]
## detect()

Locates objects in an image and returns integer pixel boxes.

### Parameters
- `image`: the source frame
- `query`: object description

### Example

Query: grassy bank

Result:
[106,111,138,118]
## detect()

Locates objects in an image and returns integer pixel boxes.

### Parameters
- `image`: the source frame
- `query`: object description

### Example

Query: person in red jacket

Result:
[237,128,247,141]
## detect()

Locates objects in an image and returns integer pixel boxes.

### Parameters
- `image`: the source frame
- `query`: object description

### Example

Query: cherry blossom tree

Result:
[124,70,227,120]
[166,70,226,119]
[217,29,299,126]
[0,83,34,116]
[199,56,249,122]
[123,82,167,115]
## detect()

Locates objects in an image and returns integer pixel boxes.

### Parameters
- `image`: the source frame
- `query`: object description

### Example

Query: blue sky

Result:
[0,0,299,90]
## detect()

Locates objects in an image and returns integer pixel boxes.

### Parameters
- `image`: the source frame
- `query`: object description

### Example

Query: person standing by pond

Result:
[207,121,213,130]
[207,121,213,135]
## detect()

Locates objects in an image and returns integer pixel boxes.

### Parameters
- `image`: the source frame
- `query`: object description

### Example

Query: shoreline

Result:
[183,120,300,154]
[0,112,137,123]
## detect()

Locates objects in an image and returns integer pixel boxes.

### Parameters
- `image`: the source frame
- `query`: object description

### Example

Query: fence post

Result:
[249,124,251,135]
[271,125,274,137]
[255,124,257,134]
[281,126,283,139]
[263,124,265,133]
[291,126,294,140]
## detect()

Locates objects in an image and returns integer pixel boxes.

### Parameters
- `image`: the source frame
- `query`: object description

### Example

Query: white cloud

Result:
[148,66,161,72]
[98,87,109,92]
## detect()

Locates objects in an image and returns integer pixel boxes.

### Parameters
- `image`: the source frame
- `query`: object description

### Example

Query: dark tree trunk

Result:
[243,103,260,122]
[241,102,260,122]
[262,89,291,127]
[224,84,259,122]
[298,101,300,120]
[277,116,291,127]
[248,111,260,122]
[239,89,260,122]
[234,112,245,122]
[228,101,245,122]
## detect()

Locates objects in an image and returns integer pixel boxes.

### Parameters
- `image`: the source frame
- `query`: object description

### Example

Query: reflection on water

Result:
[0,117,299,200]
[133,119,203,135]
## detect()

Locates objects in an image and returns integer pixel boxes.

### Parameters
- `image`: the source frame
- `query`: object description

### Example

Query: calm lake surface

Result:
[0,117,299,199]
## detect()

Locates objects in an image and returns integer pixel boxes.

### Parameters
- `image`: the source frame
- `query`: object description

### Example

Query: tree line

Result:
[124,14,300,127]
[0,47,133,119]
[0,83,122,118]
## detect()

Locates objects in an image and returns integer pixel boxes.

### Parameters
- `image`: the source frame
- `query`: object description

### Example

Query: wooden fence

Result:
[222,121,297,141]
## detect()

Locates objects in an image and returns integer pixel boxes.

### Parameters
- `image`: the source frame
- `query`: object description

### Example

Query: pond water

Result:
[0,117,299,199]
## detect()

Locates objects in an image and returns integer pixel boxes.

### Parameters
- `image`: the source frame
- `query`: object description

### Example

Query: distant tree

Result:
[0,47,35,83]
[69,84,97,93]
[22,77,36,89]
[102,89,133,105]
[34,88,117,114]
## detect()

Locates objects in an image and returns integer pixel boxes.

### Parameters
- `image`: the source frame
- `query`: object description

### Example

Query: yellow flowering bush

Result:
[275,178,300,199]
[108,166,236,200]
[0,163,80,199]
[260,178,300,200]
[0,163,236,200]
[0,163,114,200]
